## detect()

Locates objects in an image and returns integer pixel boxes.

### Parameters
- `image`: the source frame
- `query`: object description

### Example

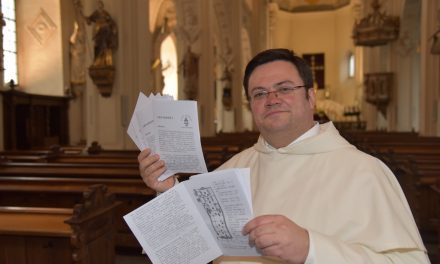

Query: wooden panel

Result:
[25,237,72,264]
[0,236,27,264]
[0,89,70,150]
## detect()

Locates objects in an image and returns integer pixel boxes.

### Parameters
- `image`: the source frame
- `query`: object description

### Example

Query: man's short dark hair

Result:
[243,48,314,100]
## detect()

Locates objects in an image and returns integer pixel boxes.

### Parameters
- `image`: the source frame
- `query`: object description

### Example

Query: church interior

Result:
[0,0,439,263]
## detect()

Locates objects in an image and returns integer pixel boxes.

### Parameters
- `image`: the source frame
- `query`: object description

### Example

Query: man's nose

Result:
[267,91,279,99]
[266,90,281,101]
[265,91,281,106]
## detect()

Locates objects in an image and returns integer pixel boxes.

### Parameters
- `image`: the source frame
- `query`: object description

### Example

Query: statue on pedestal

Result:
[75,0,118,97]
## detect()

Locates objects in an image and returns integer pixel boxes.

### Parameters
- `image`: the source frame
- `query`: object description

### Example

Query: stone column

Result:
[420,1,440,136]
[198,0,216,136]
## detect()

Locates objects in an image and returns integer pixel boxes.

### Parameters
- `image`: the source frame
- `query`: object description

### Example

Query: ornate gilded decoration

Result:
[272,0,350,13]
[221,66,232,111]
[352,0,400,46]
[88,66,115,97]
[364,72,393,117]
[180,0,200,43]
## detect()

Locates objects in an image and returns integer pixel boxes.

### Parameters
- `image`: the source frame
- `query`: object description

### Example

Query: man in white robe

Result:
[138,48,429,263]
[215,121,428,263]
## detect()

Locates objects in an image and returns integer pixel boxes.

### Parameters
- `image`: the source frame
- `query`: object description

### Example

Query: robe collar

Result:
[255,122,354,154]
[264,122,320,150]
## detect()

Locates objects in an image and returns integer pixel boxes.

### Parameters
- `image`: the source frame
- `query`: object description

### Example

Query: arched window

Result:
[2,0,18,85]
[160,35,177,99]
[348,52,355,79]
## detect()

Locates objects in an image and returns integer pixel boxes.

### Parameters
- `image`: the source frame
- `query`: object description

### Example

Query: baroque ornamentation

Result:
[364,72,393,118]
[352,0,400,46]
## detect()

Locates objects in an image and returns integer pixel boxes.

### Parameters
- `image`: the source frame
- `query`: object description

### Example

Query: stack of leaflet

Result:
[127,92,208,181]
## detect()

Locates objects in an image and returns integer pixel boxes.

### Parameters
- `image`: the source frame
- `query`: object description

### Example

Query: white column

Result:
[420,1,440,136]
[231,0,244,131]
[198,0,215,136]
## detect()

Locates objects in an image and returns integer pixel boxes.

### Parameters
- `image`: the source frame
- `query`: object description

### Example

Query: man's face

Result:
[248,60,315,137]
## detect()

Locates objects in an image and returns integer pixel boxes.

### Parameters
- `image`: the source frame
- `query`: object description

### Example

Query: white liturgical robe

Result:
[215,122,429,264]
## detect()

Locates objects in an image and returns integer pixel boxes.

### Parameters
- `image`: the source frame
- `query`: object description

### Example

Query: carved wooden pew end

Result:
[0,184,119,264]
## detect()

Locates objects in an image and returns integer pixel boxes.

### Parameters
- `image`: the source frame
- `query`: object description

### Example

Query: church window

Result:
[348,52,355,78]
[160,35,178,99]
[2,0,18,85]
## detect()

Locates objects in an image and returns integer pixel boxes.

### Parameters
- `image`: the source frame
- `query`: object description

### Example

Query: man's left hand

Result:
[242,215,309,264]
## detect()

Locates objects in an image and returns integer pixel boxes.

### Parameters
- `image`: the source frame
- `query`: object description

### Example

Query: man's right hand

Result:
[138,148,176,193]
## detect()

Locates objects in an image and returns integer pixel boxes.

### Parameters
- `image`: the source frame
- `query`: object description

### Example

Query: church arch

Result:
[150,0,177,95]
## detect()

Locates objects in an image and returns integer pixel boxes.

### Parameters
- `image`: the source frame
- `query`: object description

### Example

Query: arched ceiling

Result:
[272,0,350,13]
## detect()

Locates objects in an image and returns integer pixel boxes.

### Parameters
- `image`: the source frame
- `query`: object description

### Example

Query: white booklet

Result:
[127,92,208,181]
[123,168,260,264]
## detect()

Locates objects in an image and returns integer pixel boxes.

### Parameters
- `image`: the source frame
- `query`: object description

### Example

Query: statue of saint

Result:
[80,1,118,67]
[69,21,86,85]
[221,67,233,110]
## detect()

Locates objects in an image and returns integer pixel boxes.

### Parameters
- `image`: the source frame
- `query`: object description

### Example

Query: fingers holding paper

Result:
[138,148,176,192]
[243,215,309,264]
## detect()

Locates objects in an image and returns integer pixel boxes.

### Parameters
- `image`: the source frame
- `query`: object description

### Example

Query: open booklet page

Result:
[124,182,222,264]
[123,168,260,264]
[186,168,259,256]
[127,92,207,181]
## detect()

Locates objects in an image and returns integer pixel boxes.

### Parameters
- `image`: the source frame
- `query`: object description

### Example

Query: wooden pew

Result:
[341,130,439,151]
[366,145,440,233]
[1,132,259,172]
[0,162,155,251]
[0,161,139,175]
[0,184,118,264]
[203,145,241,171]
[342,130,440,262]
[47,153,139,164]
[341,130,419,144]
[201,131,259,151]
[431,181,440,264]
[378,155,439,262]
[0,144,139,164]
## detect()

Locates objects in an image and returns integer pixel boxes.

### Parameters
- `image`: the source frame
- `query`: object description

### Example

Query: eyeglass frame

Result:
[249,85,306,101]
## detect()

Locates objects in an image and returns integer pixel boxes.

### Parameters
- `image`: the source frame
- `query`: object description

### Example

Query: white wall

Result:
[82,0,151,149]
[16,0,65,95]
[272,4,361,119]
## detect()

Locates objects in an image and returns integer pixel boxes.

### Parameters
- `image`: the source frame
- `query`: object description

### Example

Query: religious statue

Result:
[81,1,118,66]
[74,0,118,97]
[221,67,233,111]
[180,46,199,100]
[69,21,86,86]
